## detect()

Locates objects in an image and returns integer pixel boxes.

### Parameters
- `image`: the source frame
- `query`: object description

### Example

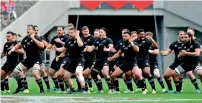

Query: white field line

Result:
[1,96,202,103]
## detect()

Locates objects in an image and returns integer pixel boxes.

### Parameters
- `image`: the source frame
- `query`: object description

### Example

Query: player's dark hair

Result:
[100,27,107,33]
[29,25,36,31]
[137,29,144,34]
[82,26,89,30]
[146,32,153,36]
[27,24,32,27]
[33,25,38,28]
[7,31,13,35]
[57,26,64,30]
[67,23,74,28]
[186,32,193,38]
[124,31,131,35]
[69,28,76,32]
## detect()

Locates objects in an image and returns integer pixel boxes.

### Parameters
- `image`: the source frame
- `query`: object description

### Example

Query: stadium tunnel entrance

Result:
[69,15,163,45]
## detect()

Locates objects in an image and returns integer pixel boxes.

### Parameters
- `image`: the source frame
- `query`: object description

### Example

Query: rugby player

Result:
[47,26,69,93]
[135,29,157,94]
[55,28,86,93]
[172,32,202,94]
[109,31,148,94]
[86,27,113,93]
[9,25,45,94]
[145,32,166,92]
[1,31,24,93]
[34,25,51,92]
[81,26,96,93]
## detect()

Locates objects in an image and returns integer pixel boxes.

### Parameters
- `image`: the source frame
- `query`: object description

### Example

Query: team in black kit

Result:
[1,24,202,95]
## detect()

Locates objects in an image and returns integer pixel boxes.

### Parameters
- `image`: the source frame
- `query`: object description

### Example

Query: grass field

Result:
[1,78,202,103]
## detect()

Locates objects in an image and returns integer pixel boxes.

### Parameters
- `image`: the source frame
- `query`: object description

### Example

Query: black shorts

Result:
[169,60,183,70]
[22,57,41,69]
[115,57,125,67]
[84,60,95,69]
[137,58,150,69]
[150,62,158,74]
[63,60,84,73]
[1,61,18,72]
[181,60,201,72]
[119,61,137,73]
[93,59,109,71]
[50,57,69,71]
[109,60,117,72]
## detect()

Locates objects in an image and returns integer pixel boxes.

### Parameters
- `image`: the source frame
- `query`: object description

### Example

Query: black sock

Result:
[191,79,199,90]
[179,78,183,91]
[106,78,112,90]
[148,77,156,90]
[4,79,9,90]
[87,78,92,88]
[52,77,59,88]
[174,81,180,92]
[43,76,50,89]
[1,79,5,91]
[23,77,28,89]
[114,79,119,91]
[36,78,44,91]
[134,79,140,88]
[20,78,24,89]
[139,79,146,90]
[95,79,103,91]
[157,77,165,89]
[76,78,81,90]
[126,78,133,91]
[85,80,88,91]
[58,78,65,91]
[165,79,173,90]
[81,86,86,92]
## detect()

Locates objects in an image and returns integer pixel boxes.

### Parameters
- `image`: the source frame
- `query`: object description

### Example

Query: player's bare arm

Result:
[160,49,172,56]
[30,33,44,49]
[108,50,122,61]
[14,48,25,54]
[76,30,84,47]
[149,49,159,55]
[182,49,201,57]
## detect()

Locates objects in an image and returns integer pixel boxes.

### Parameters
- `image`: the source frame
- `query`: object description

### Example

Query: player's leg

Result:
[40,63,50,92]
[164,67,174,92]
[0,68,7,93]
[153,67,166,92]
[83,67,92,93]
[12,63,28,94]
[111,67,123,94]
[195,65,202,83]
[31,63,45,94]
[49,68,59,90]
[142,65,156,93]
[91,61,103,93]
[4,75,10,93]
[49,58,60,91]
[101,62,112,93]
[75,62,86,93]
[57,65,66,93]
[132,66,147,94]
[64,69,74,94]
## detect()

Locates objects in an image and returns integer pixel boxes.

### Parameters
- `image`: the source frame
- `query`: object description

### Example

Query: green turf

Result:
[1,78,202,103]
